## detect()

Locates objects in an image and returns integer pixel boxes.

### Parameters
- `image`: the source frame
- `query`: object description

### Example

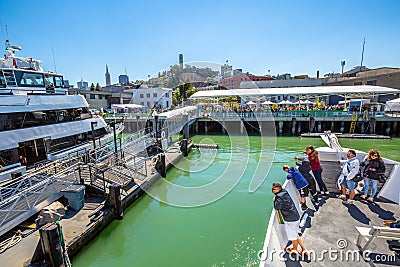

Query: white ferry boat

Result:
[0,41,108,174]
[260,132,400,266]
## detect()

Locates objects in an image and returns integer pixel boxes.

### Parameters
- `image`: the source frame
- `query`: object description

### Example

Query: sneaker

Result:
[360,194,367,200]
[337,194,346,200]
[324,191,330,196]
[313,196,319,203]
[301,203,308,211]
[342,200,354,205]
[367,196,374,202]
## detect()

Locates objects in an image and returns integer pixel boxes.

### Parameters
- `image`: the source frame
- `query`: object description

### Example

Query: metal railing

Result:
[0,107,193,237]
[201,110,388,119]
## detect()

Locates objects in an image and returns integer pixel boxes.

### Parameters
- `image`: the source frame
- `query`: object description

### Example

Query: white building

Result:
[240,78,322,89]
[132,87,172,109]
[77,79,89,90]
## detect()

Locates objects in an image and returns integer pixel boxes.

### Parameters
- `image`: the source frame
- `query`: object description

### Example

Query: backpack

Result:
[347,164,363,182]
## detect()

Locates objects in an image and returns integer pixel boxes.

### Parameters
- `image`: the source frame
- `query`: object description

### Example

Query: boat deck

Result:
[286,195,400,266]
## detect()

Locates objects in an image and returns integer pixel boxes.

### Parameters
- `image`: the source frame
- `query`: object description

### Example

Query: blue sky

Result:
[1,0,399,86]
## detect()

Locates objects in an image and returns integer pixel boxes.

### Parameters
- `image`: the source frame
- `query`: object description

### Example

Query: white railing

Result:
[259,180,303,267]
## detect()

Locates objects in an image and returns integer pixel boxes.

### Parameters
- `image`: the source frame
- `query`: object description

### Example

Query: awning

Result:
[111,104,143,110]
[189,85,400,99]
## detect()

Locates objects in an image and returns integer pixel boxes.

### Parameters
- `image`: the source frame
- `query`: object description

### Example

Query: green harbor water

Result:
[72,136,400,267]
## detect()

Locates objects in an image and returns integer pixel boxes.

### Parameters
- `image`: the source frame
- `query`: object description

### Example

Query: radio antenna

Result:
[360,38,365,70]
[52,45,57,73]
[0,21,5,43]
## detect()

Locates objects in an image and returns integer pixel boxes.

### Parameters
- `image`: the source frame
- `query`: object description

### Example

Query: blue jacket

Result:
[274,189,300,222]
[287,166,309,189]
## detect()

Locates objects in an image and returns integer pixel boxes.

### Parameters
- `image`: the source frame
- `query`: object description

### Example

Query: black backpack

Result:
[347,164,363,182]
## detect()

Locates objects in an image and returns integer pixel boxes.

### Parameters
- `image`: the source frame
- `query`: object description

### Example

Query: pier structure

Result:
[0,107,197,266]
[184,84,400,136]
[109,110,400,137]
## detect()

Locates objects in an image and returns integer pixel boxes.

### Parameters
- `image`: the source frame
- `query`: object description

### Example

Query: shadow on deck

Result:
[287,194,400,266]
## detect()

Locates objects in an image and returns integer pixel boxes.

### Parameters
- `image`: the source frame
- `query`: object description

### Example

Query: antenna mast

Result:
[360,38,365,70]
[52,45,57,73]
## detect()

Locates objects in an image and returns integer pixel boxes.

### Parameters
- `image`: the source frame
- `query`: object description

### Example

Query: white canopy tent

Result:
[278,100,293,105]
[111,104,143,112]
[293,100,313,104]
[246,101,256,105]
[385,98,400,111]
[261,100,274,105]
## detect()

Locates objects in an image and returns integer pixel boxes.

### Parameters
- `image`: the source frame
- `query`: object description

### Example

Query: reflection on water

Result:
[72,136,399,267]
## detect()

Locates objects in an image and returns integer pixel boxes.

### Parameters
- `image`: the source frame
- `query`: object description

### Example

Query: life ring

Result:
[161,131,166,139]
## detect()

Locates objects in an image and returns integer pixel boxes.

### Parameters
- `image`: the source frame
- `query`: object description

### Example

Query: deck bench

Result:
[356,226,400,252]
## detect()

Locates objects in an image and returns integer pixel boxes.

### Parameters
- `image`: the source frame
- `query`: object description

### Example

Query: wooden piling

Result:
[109,183,123,220]
[39,223,65,267]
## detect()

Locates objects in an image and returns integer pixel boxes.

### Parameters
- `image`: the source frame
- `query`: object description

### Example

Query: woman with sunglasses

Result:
[360,149,386,202]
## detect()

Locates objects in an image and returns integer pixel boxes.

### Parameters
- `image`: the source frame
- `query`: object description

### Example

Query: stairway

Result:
[2,70,17,87]
[349,112,358,134]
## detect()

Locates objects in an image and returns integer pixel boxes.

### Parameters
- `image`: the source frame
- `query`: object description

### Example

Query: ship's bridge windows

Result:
[54,76,63,88]
[0,74,6,88]
[14,70,45,87]
[44,74,63,88]
[45,75,53,87]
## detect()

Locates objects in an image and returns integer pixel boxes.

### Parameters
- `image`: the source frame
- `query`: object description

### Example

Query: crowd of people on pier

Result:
[272,145,387,256]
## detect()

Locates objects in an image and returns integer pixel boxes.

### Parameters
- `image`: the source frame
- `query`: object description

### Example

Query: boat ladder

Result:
[2,70,17,87]
[362,110,369,121]
[350,112,358,133]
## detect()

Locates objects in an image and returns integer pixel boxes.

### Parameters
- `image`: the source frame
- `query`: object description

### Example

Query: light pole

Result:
[91,121,98,151]
[110,121,118,155]
[341,61,346,74]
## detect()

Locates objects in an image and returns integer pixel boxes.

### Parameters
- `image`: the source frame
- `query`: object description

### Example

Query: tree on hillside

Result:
[173,83,198,105]
[90,83,95,91]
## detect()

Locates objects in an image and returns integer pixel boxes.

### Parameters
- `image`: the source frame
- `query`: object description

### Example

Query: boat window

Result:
[14,70,45,87]
[0,74,6,88]
[45,75,53,86]
[54,76,63,88]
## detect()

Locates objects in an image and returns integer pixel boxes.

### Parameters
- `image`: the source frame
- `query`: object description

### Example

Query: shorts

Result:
[341,178,355,190]
[298,186,309,197]
[284,220,300,241]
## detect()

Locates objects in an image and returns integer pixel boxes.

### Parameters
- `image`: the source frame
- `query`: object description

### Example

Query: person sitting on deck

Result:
[282,165,309,211]
[337,149,360,205]
[272,182,308,255]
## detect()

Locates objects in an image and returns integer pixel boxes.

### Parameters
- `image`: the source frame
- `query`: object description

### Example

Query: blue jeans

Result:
[341,178,355,190]
[312,169,327,192]
[363,178,379,197]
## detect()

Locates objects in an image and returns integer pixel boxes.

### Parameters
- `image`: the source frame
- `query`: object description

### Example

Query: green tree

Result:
[90,83,95,91]
[95,83,102,91]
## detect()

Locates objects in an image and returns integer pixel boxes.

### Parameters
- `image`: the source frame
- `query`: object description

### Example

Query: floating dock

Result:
[301,133,391,139]
[0,143,190,267]
[193,143,219,149]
